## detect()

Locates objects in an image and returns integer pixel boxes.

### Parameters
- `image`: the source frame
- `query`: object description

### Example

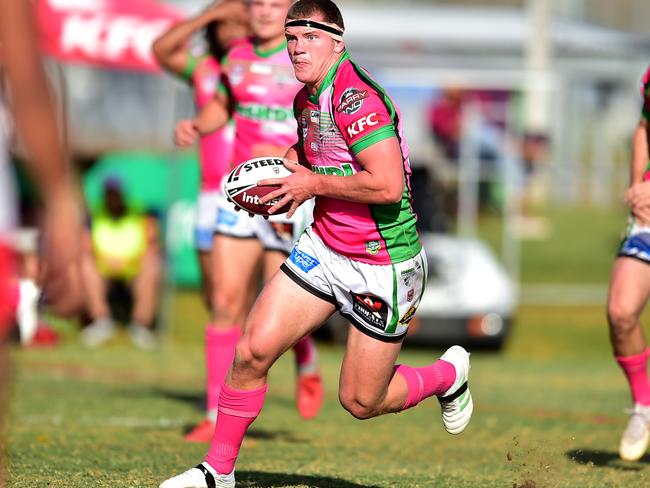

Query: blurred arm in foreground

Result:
[0,0,83,316]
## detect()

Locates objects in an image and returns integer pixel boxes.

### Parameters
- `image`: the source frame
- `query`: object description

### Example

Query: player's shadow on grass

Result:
[247,427,305,443]
[566,449,648,471]
[236,471,380,488]
[156,388,205,408]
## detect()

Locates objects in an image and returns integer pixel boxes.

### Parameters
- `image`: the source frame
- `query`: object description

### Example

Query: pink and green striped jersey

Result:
[294,52,421,265]
[184,52,234,191]
[220,38,302,166]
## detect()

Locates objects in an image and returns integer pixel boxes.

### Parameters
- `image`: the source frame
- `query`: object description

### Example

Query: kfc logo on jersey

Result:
[337,87,368,115]
[347,113,379,138]
[351,292,388,330]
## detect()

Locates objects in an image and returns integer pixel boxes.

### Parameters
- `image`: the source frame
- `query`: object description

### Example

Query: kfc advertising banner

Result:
[36,0,183,72]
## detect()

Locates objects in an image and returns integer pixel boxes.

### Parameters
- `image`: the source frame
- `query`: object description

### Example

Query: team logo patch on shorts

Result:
[399,305,416,325]
[289,248,320,273]
[366,240,381,255]
[351,292,388,330]
[217,208,238,226]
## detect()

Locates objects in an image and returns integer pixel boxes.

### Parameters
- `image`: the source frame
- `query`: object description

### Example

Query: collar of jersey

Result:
[253,39,288,58]
[308,51,350,105]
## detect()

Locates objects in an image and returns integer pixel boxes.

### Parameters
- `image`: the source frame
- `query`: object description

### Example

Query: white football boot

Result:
[79,317,116,348]
[437,345,473,435]
[159,463,235,488]
[620,403,650,461]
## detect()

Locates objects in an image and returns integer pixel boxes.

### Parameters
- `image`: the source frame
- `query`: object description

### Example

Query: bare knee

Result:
[608,300,640,336]
[212,287,247,323]
[338,391,381,420]
[233,335,273,378]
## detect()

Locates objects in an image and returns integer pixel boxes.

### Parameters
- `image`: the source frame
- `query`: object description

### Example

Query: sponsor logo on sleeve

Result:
[229,63,245,86]
[346,113,379,138]
[351,291,388,330]
[289,248,320,273]
[337,87,368,115]
[365,240,381,255]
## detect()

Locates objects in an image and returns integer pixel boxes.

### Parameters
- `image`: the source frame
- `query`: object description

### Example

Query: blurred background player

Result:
[153,0,250,440]
[161,0,323,442]
[0,0,84,482]
[160,1,472,486]
[79,177,163,350]
[154,0,248,308]
[607,65,650,462]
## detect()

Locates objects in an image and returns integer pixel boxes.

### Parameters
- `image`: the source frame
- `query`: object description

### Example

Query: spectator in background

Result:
[79,177,162,350]
[428,86,464,161]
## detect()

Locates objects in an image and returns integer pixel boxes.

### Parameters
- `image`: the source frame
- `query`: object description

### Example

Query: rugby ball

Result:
[223,157,293,215]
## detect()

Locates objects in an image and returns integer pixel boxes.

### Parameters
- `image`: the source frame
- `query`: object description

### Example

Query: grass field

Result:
[5,205,650,488]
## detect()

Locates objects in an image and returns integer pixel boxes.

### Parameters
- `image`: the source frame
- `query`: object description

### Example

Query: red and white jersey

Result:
[186,52,234,191]
[220,38,301,165]
[0,98,17,337]
[0,101,16,237]
[293,52,421,265]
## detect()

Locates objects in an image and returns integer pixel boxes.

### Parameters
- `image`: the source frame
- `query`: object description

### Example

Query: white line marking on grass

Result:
[20,415,192,428]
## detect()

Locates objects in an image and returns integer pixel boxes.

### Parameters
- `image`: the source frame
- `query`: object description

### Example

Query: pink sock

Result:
[395,361,457,410]
[205,384,267,474]
[616,349,650,405]
[206,326,241,413]
[292,335,317,374]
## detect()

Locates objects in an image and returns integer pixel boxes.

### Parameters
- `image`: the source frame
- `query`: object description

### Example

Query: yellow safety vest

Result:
[92,214,147,280]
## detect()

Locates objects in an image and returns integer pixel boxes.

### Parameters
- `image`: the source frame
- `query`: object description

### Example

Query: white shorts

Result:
[215,191,314,255]
[281,227,428,342]
[195,190,221,252]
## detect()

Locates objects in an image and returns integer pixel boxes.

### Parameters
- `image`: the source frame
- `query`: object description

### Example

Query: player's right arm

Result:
[625,119,650,224]
[174,94,230,146]
[153,1,247,77]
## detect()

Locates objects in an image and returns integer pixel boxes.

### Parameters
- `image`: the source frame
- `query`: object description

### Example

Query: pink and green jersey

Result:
[642,66,650,122]
[640,66,650,179]
[294,52,421,265]
[184,52,234,191]
[219,38,301,165]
